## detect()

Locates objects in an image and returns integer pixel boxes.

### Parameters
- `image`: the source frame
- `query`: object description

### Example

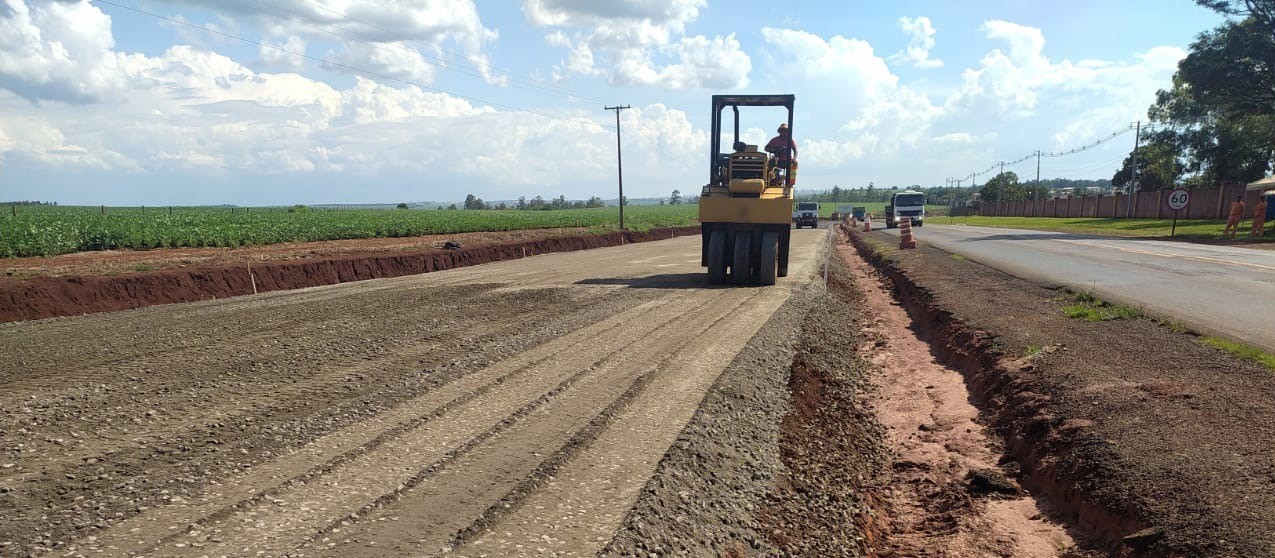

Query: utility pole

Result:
[604,105,631,230]
[1034,150,1041,217]
[1128,120,1141,218]
[1000,161,1005,177]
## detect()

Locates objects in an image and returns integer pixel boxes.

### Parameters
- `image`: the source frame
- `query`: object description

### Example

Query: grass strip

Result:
[1061,291,1143,322]
[1201,336,1275,372]
[952,216,1274,243]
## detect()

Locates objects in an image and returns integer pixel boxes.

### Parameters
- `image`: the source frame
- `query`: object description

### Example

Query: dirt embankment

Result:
[847,225,1275,557]
[1,227,698,323]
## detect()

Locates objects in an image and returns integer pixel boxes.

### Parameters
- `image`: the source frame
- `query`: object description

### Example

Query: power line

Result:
[92,0,616,130]
[957,123,1146,184]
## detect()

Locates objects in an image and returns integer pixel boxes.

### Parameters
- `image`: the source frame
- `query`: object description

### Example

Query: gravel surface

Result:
[0,231,830,558]
[606,243,890,558]
[0,281,654,557]
[602,275,819,557]
[757,249,888,557]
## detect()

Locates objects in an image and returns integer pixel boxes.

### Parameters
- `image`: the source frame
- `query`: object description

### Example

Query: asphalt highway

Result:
[879,223,1275,353]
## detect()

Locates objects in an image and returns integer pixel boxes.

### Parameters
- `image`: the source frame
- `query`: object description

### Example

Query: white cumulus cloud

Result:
[761,27,944,166]
[0,0,123,103]
[947,20,1186,146]
[891,16,943,69]
[526,0,749,90]
[326,41,435,85]
[259,35,307,70]
[157,0,503,86]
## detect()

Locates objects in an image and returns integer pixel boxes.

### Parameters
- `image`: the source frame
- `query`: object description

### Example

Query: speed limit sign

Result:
[1167,188,1191,211]
[1166,188,1190,236]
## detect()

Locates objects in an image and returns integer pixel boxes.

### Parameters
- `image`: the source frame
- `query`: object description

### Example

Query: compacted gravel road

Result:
[0,230,827,558]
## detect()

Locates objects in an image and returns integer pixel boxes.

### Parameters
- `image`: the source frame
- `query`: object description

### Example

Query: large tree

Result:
[1111,130,1185,191]
[978,171,1025,201]
[1174,17,1275,118]
[1195,0,1275,38]
[1146,8,1275,185]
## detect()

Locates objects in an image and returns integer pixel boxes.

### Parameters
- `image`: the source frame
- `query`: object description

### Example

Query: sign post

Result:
[1166,188,1191,236]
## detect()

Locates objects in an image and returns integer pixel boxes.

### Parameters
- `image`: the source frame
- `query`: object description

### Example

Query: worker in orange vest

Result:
[1252,197,1268,237]
[1223,195,1245,238]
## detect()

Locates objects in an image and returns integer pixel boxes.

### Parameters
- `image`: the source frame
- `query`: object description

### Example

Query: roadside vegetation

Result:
[0,204,699,257]
[1061,291,1144,321]
[1201,336,1275,372]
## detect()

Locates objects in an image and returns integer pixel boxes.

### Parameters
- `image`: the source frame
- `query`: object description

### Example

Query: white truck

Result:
[792,201,820,229]
[885,191,925,228]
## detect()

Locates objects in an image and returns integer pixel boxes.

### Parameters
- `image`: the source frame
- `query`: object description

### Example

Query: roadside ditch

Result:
[845,224,1275,557]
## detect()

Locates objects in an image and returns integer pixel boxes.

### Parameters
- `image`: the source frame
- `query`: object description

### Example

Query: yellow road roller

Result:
[699,94,796,285]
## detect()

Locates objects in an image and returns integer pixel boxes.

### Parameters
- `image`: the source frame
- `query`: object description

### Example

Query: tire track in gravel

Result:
[447,270,806,557]
[50,290,721,557]
[10,232,828,558]
[2,282,502,387]
[4,286,654,557]
[0,286,585,483]
[305,289,776,558]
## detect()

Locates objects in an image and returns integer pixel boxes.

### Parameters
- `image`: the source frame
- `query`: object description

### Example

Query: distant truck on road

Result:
[792,201,819,229]
[885,191,925,228]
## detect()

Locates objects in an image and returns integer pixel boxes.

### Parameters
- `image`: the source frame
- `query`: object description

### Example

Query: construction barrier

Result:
[899,218,916,249]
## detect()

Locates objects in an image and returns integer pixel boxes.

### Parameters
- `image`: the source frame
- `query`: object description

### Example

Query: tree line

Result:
[795,177,1115,204]
[1110,0,1274,190]
[455,190,690,210]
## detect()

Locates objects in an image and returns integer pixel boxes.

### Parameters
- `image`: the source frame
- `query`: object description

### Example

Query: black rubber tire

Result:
[707,229,726,285]
[759,232,778,286]
[731,232,752,284]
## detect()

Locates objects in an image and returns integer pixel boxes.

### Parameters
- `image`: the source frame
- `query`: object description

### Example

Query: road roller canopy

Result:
[709,94,795,184]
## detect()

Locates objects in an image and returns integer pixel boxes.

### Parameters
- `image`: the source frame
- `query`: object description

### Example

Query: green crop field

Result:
[0,204,700,258]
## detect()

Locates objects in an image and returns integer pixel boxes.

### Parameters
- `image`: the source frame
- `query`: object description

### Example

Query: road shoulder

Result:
[850,227,1275,557]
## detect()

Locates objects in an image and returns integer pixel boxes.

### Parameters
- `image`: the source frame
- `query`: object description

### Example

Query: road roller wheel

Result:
[707,229,726,285]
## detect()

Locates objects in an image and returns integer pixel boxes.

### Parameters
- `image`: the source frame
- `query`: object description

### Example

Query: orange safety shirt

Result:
[1229,201,1245,218]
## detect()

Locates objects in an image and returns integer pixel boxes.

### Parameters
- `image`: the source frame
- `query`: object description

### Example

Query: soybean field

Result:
[0,204,700,258]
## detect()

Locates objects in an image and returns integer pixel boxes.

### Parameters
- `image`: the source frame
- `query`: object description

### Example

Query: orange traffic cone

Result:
[864,216,872,232]
[899,218,916,249]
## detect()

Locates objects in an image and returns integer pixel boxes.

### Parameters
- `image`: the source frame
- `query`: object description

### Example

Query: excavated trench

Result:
[1,226,698,323]
[842,224,1143,556]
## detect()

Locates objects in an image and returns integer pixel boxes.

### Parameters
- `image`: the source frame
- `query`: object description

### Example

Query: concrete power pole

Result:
[604,105,631,229]
[1128,120,1141,218]
[1034,150,1042,217]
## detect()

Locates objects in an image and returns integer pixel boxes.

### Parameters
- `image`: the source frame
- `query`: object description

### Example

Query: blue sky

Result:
[0,0,1224,205]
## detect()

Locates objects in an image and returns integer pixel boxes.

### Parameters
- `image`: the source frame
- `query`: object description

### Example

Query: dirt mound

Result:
[1,227,698,323]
